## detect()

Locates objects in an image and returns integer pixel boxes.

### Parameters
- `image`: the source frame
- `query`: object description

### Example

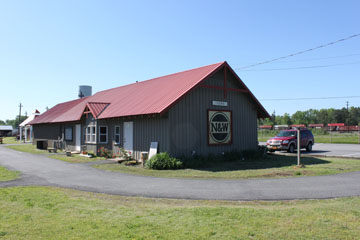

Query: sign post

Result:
[297,129,301,166]
[330,127,332,144]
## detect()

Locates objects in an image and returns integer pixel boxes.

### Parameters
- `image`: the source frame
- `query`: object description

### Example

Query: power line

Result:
[260,96,360,101]
[238,53,360,66]
[268,53,360,63]
[236,33,360,70]
[238,61,360,72]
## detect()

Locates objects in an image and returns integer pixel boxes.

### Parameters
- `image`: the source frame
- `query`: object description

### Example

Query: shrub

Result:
[97,147,112,159]
[118,148,133,161]
[145,152,183,170]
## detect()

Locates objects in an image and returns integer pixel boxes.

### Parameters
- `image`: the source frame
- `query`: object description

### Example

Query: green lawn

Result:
[1,137,19,144]
[0,186,359,239]
[0,166,19,181]
[5,144,103,163]
[258,131,360,144]
[94,155,360,179]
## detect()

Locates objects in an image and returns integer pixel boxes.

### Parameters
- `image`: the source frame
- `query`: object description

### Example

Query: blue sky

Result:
[1,0,359,120]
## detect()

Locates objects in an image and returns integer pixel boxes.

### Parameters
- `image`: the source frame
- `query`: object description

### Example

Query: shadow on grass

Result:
[188,155,330,172]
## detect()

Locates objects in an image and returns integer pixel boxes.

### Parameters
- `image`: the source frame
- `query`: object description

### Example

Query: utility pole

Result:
[297,129,301,166]
[18,103,23,127]
[18,103,23,141]
[346,101,349,130]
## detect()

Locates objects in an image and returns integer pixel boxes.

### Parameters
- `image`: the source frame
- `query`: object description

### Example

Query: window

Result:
[91,126,96,143]
[85,125,96,143]
[65,127,73,141]
[114,126,120,144]
[99,126,108,143]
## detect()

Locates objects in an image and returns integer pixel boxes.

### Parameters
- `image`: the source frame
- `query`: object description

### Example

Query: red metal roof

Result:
[87,102,110,118]
[328,123,345,127]
[30,61,270,125]
[290,124,306,127]
[30,97,89,124]
[308,124,324,127]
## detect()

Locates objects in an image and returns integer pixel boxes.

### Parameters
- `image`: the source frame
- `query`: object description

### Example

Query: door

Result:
[75,124,81,151]
[123,122,133,153]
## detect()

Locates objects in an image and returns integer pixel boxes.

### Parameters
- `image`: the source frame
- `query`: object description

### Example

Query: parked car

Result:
[266,129,314,153]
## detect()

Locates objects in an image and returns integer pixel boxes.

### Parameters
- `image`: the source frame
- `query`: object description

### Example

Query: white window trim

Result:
[85,125,97,144]
[99,125,108,144]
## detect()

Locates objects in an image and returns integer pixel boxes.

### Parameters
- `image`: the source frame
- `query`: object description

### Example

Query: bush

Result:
[145,152,183,170]
[97,147,112,159]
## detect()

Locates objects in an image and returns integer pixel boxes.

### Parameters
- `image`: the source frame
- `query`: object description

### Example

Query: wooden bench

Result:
[47,147,57,153]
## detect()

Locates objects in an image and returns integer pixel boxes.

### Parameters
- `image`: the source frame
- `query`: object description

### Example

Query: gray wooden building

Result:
[30,61,270,159]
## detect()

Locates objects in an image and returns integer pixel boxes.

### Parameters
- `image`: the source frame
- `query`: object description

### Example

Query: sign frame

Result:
[212,100,228,107]
[207,109,233,146]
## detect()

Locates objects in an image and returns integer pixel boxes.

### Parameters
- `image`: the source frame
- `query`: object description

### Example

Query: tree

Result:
[348,107,360,125]
[5,115,27,128]
[281,113,292,125]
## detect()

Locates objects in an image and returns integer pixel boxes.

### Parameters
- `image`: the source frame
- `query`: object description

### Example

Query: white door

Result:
[75,124,81,151]
[123,122,133,153]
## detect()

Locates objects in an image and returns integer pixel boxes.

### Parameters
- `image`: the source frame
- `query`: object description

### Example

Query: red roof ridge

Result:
[87,101,111,104]
[95,61,226,95]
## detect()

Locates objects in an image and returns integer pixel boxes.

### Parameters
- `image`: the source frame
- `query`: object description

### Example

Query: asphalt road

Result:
[1,145,360,201]
[260,142,360,158]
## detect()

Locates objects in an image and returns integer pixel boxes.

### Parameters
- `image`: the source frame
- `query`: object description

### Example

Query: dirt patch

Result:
[261,171,294,177]
[261,170,312,178]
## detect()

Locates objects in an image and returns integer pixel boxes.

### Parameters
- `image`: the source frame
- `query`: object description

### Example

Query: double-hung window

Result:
[99,126,108,144]
[85,125,96,143]
[114,126,120,144]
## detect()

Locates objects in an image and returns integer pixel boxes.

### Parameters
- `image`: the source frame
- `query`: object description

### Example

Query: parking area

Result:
[260,142,360,159]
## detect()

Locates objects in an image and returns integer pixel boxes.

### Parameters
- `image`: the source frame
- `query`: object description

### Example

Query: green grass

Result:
[315,134,360,144]
[0,186,359,239]
[1,137,19,144]
[258,131,360,144]
[5,144,103,163]
[0,166,19,181]
[93,155,360,179]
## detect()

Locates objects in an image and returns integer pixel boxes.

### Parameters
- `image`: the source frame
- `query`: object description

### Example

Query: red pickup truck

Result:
[266,129,314,153]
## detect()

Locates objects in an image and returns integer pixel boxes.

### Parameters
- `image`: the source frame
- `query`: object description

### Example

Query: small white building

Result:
[19,110,40,142]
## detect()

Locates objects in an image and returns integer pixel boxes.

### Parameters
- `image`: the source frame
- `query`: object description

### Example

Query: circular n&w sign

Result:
[208,110,232,145]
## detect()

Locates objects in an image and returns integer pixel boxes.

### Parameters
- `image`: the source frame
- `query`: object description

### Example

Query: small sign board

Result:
[212,100,228,107]
[148,142,158,160]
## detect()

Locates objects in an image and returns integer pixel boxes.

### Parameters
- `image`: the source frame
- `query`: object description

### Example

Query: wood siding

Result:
[168,68,258,157]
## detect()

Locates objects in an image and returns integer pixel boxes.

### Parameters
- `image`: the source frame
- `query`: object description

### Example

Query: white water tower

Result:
[78,85,92,98]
